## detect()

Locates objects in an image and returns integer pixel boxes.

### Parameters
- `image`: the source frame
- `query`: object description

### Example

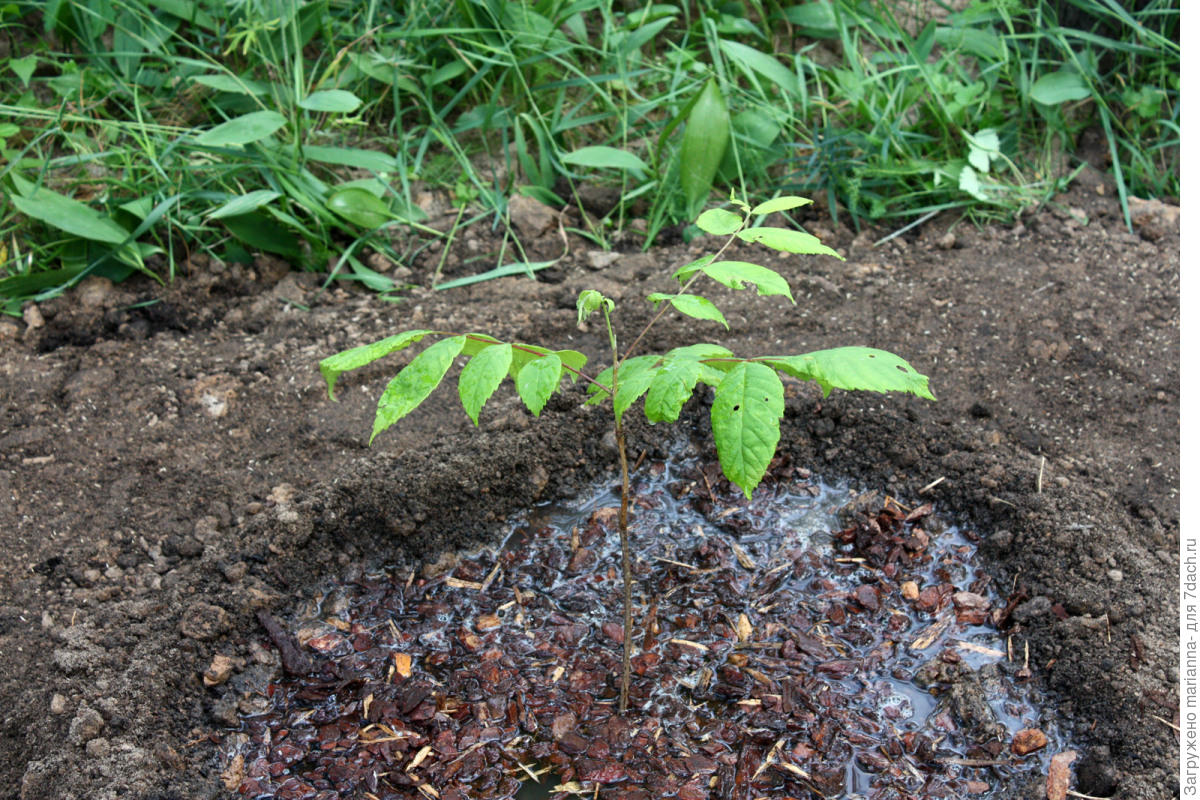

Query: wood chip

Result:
[479,563,502,592]
[1046,750,1078,800]
[779,762,810,778]
[220,753,244,792]
[444,577,484,590]
[736,613,752,643]
[393,652,412,678]
[407,744,432,772]
[670,638,709,652]
[910,616,952,650]
[550,781,586,794]
[417,784,439,799]
[731,542,757,569]
[956,641,1005,658]
[751,738,783,779]
[476,613,502,631]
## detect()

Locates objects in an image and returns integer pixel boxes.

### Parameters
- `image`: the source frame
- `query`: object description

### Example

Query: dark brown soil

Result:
[0,168,1178,800]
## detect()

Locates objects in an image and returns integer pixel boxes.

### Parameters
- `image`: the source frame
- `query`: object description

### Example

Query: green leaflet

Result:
[613,360,659,423]
[750,196,812,216]
[695,208,743,236]
[461,334,503,356]
[711,362,785,498]
[646,293,728,329]
[680,79,730,219]
[664,343,734,386]
[459,343,512,426]
[510,345,586,383]
[587,354,659,406]
[761,347,935,400]
[701,261,794,302]
[644,358,703,423]
[319,329,432,399]
[672,254,716,285]
[735,227,843,260]
[371,336,466,444]
[516,353,562,416]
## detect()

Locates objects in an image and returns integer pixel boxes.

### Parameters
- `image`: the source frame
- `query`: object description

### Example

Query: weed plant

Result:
[0,0,1178,310]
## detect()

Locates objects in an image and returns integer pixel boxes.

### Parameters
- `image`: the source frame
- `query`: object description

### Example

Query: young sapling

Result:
[320,194,935,713]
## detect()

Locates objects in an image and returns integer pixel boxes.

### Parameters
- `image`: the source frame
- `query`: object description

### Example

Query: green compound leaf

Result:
[680,79,730,219]
[516,352,562,416]
[320,329,432,399]
[761,347,935,400]
[459,343,512,426]
[701,261,794,302]
[711,362,785,498]
[750,196,812,216]
[736,227,844,260]
[371,336,466,444]
[695,208,743,236]
[644,358,704,423]
[647,293,728,329]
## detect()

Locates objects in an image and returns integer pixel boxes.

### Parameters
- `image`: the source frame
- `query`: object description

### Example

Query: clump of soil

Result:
[230,457,1062,799]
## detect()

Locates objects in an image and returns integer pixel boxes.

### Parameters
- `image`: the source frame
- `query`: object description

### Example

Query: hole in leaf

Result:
[896,365,908,373]
[733,404,741,411]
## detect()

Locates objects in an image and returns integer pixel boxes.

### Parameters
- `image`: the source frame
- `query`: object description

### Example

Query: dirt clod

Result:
[69,705,104,745]
[179,602,231,640]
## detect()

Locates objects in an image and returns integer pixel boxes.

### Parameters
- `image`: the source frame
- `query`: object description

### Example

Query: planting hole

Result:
[232,456,1065,798]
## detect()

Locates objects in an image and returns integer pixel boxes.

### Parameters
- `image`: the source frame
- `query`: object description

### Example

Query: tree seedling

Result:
[320,194,935,713]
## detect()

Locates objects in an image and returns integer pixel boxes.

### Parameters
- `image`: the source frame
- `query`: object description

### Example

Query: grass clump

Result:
[0,0,1179,309]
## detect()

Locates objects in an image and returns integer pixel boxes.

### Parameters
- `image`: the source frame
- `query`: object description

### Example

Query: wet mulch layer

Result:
[230,457,1065,800]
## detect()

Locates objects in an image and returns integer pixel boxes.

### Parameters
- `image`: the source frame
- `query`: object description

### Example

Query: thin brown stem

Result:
[616,420,632,714]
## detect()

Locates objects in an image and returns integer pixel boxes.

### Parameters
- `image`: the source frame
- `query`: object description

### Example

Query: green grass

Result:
[0,0,1179,311]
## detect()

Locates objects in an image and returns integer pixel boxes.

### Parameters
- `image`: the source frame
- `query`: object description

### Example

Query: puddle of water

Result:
[232,457,1064,799]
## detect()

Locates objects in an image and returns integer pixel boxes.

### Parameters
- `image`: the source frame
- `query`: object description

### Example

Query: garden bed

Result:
[0,172,1178,799]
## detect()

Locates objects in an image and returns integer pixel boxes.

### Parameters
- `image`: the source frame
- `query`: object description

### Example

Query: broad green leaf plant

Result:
[321,195,935,713]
